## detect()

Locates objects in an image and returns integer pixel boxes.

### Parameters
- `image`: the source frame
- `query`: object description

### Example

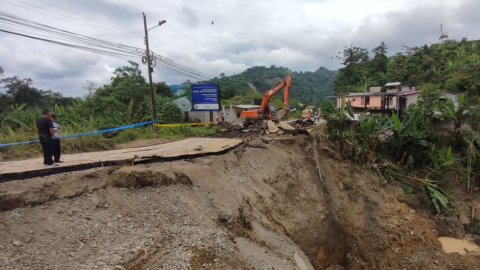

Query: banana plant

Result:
[357,114,391,163]
[442,93,469,133]
[390,110,430,163]
[422,178,449,214]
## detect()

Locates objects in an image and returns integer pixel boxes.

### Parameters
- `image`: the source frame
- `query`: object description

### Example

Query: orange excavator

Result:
[241,75,291,120]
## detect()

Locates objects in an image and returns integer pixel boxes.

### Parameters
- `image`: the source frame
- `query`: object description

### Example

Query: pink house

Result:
[337,93,383,110]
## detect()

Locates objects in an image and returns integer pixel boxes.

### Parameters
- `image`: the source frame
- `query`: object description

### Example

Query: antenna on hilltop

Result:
[439,24,449,41]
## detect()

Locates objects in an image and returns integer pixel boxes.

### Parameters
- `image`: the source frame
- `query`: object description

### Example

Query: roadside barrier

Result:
[0,120,155,148]
[154,122,213,127]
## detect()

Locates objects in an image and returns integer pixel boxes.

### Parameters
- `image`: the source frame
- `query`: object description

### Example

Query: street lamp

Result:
[148,20,167,31]
[143,13,167,137]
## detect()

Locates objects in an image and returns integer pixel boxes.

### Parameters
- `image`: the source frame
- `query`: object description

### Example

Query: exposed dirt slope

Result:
[0,135,479,269]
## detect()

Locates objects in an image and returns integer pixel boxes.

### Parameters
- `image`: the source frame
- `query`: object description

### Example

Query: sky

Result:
[0,0,479,97]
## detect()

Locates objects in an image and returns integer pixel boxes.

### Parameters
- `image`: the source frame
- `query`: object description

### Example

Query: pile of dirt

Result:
[216,121,232,129]
[1,133,480,269]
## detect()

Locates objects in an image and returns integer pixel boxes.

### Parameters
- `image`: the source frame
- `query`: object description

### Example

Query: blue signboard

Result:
[191,83,220,111]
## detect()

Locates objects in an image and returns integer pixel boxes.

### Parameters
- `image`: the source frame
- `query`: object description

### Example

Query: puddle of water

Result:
[438,237,480,254]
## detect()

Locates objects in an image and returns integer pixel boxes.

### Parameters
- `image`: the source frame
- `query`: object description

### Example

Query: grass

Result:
[157,125,219,139]
[344,181,352,190]
[289,110,302,119]
[0,125,219,161]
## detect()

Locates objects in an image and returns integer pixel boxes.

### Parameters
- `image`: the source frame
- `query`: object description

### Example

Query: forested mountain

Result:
[334,39,480,94]
[209,65,337,104]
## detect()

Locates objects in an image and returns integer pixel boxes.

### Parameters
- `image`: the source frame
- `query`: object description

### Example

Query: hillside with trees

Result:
[209,65,337,105]
[0,62,216,160]
[334,39,480,93]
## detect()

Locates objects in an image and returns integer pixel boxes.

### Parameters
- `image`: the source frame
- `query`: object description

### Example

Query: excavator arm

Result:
[241,75,292,120]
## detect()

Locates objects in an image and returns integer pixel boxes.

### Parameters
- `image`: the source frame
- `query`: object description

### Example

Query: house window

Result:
[366,97,370,105]
[236,113,241,118]
[360,97,364,105]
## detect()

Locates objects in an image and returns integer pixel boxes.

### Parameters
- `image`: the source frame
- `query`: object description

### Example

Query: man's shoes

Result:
[44,164,59,167]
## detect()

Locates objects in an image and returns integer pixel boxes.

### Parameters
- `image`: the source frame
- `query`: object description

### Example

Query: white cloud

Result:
[0,0,479,96]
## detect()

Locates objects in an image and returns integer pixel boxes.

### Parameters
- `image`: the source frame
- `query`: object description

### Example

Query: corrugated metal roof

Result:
[385,82,401,87]
[399,90,422,96]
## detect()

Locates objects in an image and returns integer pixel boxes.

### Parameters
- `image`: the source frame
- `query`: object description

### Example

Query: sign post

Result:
[191,83,220,111]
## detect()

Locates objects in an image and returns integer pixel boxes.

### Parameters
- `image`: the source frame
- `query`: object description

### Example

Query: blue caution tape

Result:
[0,120,155,148]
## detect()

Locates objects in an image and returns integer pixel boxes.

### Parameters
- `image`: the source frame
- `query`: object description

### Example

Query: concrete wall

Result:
[386,88,399,93]
[405,93,420,110]
[445,92,459,106]
[385,95,399,110]
[339,97,362,108]
[188,104,241,124]
[369,86,382,93]
[366,96,382,109]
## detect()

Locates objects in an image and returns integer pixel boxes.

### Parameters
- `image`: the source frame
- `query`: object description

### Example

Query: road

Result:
[0,137,242,181]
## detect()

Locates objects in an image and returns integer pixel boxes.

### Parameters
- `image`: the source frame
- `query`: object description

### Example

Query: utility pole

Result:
[143,12,157,137]
[364,76,367,93]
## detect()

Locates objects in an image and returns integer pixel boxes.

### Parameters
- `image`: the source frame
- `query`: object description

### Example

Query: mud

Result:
[438,237,480,254]
[0,134,480,269]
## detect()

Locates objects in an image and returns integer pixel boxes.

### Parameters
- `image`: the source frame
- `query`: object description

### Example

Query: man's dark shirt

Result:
[36,117,53,136]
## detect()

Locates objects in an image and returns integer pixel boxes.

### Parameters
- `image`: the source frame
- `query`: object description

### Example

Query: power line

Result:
[2,0,218,76]
[1,27,210,80]
[0,11,142,54]
[0,14,212,80]
[2,0,135,42]
[0,29,138,59]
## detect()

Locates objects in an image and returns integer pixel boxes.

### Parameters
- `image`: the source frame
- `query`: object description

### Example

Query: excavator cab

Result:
[269,104,277,118]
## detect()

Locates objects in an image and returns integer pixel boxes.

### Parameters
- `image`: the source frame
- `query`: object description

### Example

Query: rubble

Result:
[216,121,232,129]
[267,120,279,133]
[231,124,244,131]
[278,121,295,131]
[289,119,315,129]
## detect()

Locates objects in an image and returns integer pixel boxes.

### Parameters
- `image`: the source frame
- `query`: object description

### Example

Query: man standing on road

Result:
[36,109,57,167]
[51,114,64,164]
[225,113,230,122]
[221,112,225,122]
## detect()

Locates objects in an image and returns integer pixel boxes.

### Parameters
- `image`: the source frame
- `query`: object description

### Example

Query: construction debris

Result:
[278,121,295,131]
[289,119,315,129]
[245,143,267,149]
[231,124,244,131]
[216,121,232,129]
[194,145,203,151]
[267,120,279,133]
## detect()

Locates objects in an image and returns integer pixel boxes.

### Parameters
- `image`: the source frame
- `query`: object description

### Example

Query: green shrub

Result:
[344,181,352,190]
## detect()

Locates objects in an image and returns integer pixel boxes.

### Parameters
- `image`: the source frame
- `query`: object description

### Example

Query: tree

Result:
[0,76,42,107]
[441,93,471,134]
[88,61,149,115]
[372,42,389,73]
[154,82,170,97]
[336,45,370,66]
[83,80,97,98]
[372,41,388,56]
[416,89,446,118]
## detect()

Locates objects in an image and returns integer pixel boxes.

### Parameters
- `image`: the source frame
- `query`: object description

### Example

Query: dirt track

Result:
[1,134,480,269]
